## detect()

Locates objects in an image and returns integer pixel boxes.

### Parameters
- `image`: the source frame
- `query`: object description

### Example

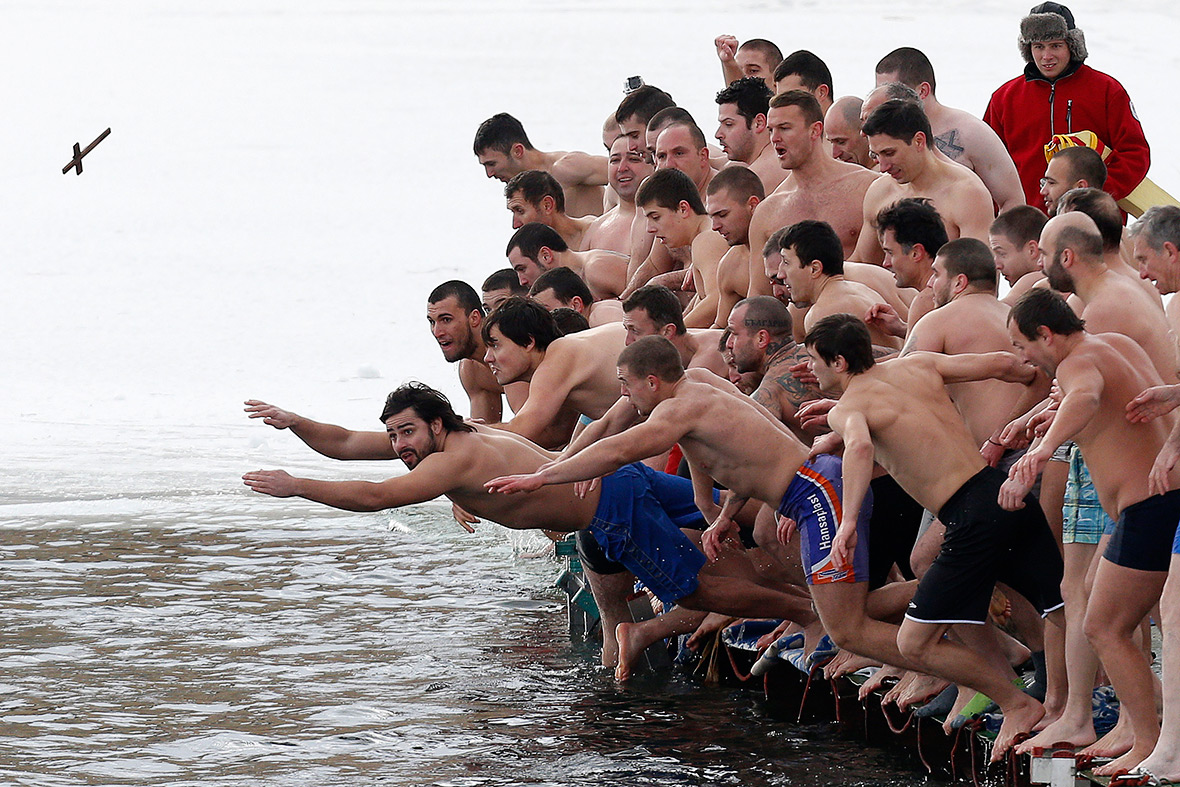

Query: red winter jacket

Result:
[984,61,1150,208]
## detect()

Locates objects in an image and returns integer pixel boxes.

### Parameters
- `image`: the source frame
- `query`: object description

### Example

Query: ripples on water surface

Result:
[1,493,924,786]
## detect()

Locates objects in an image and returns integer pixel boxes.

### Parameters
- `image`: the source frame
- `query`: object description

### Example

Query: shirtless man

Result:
[1130,205,1180,333]
[714,77,785,194]
[825,97,873,169]
[1056,187,1163,305]
[481,269,527,313]
[529,266,623,328]
[779,219,902,350]
[705,166,762,327]
[773,50,834,115]
[486,335,868,680]
[245,381,807,676]
[1038,143,1107,217]
[506,223,628,302]
[633,168,728,328]
[1011,213,1177,760]
[725,295,819,439]
[482,297,627,449]
[747,91,880,295]
[583,135,654,256]
[855,100,995,263]
[714,35,783,89]
[615,85,676,157]
[474,113,607,218]
[1002,288,1180,776]
[505,170,596,250]
[875,47,1025,212]
[868,198,947,338]
[622,285,728,378]
[805,312,1063,761]
[654,121,715,197]
[989,206,1048,305]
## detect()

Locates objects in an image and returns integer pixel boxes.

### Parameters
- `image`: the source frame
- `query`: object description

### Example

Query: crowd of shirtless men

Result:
[241,3,1180,781]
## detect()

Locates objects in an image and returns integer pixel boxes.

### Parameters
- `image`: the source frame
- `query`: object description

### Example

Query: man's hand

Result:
[980,438,1005,467]
[797,398,837,431]
[830,523,856,570]
[808,430,844,462]
[244,400,299,429]
[573,477,600,499]
[1149,439,1180,496]
[243,469,298,497]
[701,515,741,562]
[451,502,479,533]
[777,515,798,545]
[864,303,906,338]
[1127,384,1180,424]
[998,450,1044,510]
[485,473,545,495]
[715,34,738,63]
[789,360,819,388]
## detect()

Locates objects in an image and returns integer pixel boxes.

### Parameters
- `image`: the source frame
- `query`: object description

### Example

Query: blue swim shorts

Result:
[588,463,708,605]
[1104,488,1180,573]
[1062,445,1113,546]
[777,453,871,585]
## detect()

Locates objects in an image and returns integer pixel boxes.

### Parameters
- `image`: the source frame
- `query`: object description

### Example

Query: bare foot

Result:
[1014,712,1097,755]
[755,620,795,650]
[991,695,1046,762]
[859,664,905,701]
[1081,716,1135,760]
[883,671,919,707]
[823,650,879,681]
[685,614,737,651]
[897,673,951,712]
[1136,754,1180,785]
[942,685,977,734]
[614,622,648,681]
[1092,744,1156,777]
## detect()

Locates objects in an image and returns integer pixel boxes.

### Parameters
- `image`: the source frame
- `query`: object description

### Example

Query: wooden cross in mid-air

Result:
[62,128,111,175]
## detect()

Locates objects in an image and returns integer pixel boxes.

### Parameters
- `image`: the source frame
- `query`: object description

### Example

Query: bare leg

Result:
[898,619,1046,762]
[614,606,707,680]
[1018,543,1102,753]
[1084,558,1168,776]
[1136,554,1180,782]
[582,566,636,668]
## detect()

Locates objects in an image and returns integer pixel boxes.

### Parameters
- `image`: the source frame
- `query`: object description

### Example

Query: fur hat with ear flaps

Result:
[1019,2,1088,64]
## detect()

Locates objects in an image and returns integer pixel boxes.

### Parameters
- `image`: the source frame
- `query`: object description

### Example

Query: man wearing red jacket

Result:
[984,3,1149,212]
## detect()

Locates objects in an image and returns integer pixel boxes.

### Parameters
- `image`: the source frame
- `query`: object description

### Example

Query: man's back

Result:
[809,279,902,350]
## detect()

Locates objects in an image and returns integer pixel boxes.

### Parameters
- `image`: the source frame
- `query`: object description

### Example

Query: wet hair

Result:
[804,313,875,375]
[529,265,593,306]
[875,47,937,94]
[780,220,845,276]
[990,205,1049,245]
[482,268,528,296]
[1129,205,1180,251]
[505,170,565,214]
[428,280,483,316]
[551,307,590,335]
[706,164,765,202]
[616,85,676,125]
[481,296,562,350]
[506,222,569,260]
[379,381,474,433]
[656,121,708,153]
[734,295,793,340]
[618,335,685,383]
[1056,188,1121,252]
[648,106,697,135]
[937,238,998,292]
[768,89,824,126]
[875,198,948,258]
[1008,287,1085,340]
[738,38,784,68]
[763,226,791,257]
[773,50,834,96]
[623,285,686,336]
[862,99,933,145]
[635,168,706,214]
[1054,146,1107,189]
[473,112,533,156]
[715,77,773,126]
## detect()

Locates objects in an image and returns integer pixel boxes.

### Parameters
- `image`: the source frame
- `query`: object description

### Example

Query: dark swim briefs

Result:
[907,466,1064,625]
[1104,488,1180,572]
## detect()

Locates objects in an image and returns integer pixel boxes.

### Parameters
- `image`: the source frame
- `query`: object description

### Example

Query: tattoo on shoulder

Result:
[934,129,965,159]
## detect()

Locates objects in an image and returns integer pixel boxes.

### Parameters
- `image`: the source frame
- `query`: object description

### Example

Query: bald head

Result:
[861,82,921,125]
[825,96,870,167]
[1042,212,1105,267]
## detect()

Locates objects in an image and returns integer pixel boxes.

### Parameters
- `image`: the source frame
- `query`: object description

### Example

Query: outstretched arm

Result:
[244,400,396,460]
[243,454,455,512]
[924,351,1037,386]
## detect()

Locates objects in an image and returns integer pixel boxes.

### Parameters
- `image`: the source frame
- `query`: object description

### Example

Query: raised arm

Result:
[714,34,742,86]
[244,400,396,460]
[923,351,1037,386]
